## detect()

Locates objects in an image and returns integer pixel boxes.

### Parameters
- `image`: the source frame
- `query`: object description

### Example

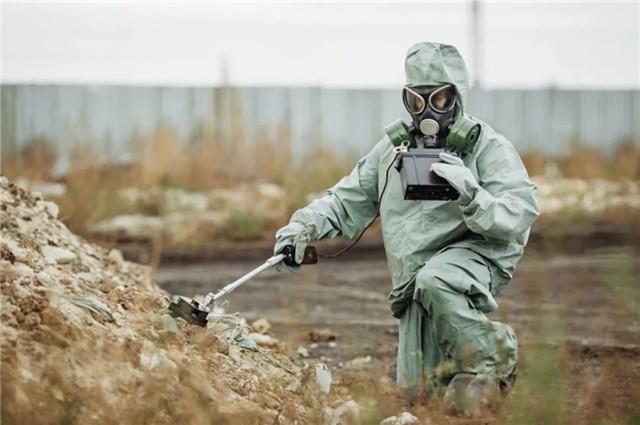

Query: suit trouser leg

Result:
[396,248,517,391]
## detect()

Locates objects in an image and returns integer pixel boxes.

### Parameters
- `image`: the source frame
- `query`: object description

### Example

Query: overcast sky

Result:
[2,1,639,88]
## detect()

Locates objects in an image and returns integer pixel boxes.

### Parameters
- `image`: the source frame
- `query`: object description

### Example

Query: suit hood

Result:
[405,42,470,113]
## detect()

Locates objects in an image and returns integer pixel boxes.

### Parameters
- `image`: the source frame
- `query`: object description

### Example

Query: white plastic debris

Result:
[248,332,279,347]
[67,295,114,322]
[315,363,332,394]
[380,412,419,425]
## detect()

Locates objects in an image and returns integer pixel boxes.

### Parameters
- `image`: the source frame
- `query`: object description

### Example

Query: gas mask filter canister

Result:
[384,116,481,155]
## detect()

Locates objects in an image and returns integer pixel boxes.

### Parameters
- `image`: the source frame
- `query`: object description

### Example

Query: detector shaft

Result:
[201,253,285,307]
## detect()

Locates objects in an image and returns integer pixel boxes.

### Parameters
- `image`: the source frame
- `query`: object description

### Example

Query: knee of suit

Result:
[413,264,455,310]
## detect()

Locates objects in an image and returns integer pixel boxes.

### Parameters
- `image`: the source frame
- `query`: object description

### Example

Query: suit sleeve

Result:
[459,135,540,241]
[289,140,385,240]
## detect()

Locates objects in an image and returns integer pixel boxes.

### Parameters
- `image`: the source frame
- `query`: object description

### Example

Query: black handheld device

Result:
[384,118,481,201]
[394,148,459,201]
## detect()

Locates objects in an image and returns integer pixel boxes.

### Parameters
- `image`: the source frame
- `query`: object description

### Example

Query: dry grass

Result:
[521,150,547,177]
[610,142,640,180]
[522,141,640,180]
[3,131,638,242]
[2,137,57,181]
[2,128,354,237]
[129,125,298,189]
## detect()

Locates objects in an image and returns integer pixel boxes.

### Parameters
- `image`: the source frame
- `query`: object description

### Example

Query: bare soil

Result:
[156,244,640,424]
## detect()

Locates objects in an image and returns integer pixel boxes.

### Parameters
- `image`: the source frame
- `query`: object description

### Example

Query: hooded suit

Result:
[278,42,539,390]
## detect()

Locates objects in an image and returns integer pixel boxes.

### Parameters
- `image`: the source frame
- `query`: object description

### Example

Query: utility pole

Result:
[219,54,230,87]
[469,0,483,88]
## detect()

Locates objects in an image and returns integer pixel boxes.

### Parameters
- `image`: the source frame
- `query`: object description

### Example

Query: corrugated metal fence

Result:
[2,85,639,173]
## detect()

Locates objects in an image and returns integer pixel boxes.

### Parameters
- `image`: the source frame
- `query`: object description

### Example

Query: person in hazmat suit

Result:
[274,42,539,415]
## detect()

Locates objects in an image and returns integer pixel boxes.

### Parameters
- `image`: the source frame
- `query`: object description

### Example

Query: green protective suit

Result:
[283,42,539,390]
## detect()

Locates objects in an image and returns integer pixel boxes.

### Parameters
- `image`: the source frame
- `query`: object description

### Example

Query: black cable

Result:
[318,152,400,258]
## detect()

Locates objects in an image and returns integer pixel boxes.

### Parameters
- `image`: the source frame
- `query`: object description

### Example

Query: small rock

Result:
[380,412,419,425]
[248,332,279,347]
[323,400,361,425]
[251,317,272,334]
[139,341,178,377]
[107,249,124,264]
[345,355,371,369]
[328,341,337,348]
[0,236,30,263]
[157,313,178,333]
[297,346,310,357]
[38,200,59,219]
[52,387,65,402]
[41,245,77,265]
[36,267,60,287]
[308,328,337,342]
[24,311,42,327]
[315,363,332,394]
[76,271,102,287]
[13,262,34,278]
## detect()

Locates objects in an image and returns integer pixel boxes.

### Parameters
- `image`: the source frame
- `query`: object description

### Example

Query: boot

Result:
[443,373,501,417]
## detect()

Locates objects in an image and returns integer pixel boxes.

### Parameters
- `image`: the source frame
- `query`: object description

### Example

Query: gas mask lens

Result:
[402,84,456,114]
[428,84,456,113]
[402,87,426,114]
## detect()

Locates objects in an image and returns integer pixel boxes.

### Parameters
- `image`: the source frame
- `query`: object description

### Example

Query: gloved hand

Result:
[273,221,310,271]
[430,152,479,203]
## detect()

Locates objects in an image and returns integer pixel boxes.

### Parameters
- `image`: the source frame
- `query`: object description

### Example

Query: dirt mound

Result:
[0,177,326,424]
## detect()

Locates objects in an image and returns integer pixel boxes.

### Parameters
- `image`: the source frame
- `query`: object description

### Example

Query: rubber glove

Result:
[430,152,479,204]
[273,221,310,271]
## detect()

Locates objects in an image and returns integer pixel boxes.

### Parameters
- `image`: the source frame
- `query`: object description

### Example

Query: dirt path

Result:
[156,245,640,423]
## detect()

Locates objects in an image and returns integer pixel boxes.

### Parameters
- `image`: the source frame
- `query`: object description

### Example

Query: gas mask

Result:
[402,84,457,146]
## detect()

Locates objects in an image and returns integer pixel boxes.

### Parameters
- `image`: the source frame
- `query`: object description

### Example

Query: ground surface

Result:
[157,244,640,424]
[0,178,331,425]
